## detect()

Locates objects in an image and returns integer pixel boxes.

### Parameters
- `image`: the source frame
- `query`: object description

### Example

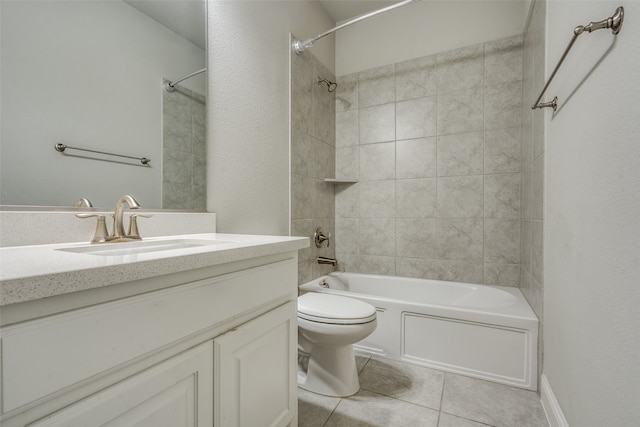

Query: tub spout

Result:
[317,256,337,266]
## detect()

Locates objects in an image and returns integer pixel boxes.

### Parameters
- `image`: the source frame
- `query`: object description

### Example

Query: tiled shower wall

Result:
[333,34,524,286]
[521,0,546,383]
[162,83,207,210]
[291,46,337,285]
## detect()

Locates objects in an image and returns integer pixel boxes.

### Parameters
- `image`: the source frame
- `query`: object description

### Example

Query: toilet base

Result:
[298,345,359,397]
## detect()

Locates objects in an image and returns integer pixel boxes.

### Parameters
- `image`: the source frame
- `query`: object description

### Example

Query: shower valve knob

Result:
[314,227,330,248]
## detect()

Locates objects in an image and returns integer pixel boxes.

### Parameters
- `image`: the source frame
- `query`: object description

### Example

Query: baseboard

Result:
[540,373,570,427]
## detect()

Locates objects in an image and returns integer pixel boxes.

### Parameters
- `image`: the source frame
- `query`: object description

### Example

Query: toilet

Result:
[297,292,377,397]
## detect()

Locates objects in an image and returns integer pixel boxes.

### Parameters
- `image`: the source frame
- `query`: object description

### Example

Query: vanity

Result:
[0,233,308,427]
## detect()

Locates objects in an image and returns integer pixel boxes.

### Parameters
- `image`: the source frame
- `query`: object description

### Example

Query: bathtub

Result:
[299,273,538,390]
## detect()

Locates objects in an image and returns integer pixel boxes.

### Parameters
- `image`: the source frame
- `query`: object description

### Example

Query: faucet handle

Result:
[128,214,153,239]
[314,227,331,248]
[75,213,109,244]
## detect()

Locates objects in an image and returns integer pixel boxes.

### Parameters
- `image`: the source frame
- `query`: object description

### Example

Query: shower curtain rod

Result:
[292,0,420,54]
[164,67,207,92]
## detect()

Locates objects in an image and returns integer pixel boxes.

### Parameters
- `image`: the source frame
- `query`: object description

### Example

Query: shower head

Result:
[318,77,337,93]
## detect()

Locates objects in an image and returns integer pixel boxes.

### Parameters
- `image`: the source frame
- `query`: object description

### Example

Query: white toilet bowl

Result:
[297,292,377,397]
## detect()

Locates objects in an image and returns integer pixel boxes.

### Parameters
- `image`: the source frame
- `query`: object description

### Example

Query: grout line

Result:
[321,398,341,427]
[439,372,447,412]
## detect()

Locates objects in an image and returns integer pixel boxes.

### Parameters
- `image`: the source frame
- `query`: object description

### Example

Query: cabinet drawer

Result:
[28,341,213,427]
[1,258,296,414]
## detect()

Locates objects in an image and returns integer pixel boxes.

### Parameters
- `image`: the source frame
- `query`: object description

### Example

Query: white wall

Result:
[544,1,640,425]
[207,0,334,235]
[0,1,205,208]
[335,0,530,76]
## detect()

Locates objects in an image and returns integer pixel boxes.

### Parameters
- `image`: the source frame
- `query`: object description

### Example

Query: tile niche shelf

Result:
[324,178,358,184]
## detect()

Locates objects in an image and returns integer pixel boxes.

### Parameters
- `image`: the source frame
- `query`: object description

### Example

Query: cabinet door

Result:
[28,341,214,427]
[214,302,297,427]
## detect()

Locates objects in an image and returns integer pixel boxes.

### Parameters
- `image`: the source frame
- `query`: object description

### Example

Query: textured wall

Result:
[207,0,334,235]
[520,0,546,390]
[290,45,336,285]
[333,35,524,286]
[543,0,640,425]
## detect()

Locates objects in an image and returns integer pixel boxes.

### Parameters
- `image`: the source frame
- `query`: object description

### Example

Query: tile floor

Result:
[298,353,549,427]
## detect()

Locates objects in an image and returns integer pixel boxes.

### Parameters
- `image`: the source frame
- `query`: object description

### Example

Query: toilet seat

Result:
[298,293,376,325]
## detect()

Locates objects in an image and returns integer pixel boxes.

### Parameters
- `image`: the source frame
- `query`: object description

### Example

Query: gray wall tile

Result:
[484,34,524,86]
[359,218,396,256]
[290,47,336,285]
[395,55,437,101]
[396,218,437,258]
[335,218,359,254]
[163,84,206,211]
[531,219,543,285]
[396,137,437,179]
[335,183,359,218]
[292,219,314,262]
[532,154,544,220]
[485,127,521,174]
[484,173,521,219]
[437,87,484,135]
[484,263,521,287]
[437,44,484,93]
[359,180,395,218]
[359,103,395,144]
[520,219,532,273]
[330,34,524,286]
[336,110,358,147]
[437,176,484,218]
[437,131,484,177]
[336,73,358,112]
[335,146,359,180]
[396,178,437,218]
[485,219,520,264]
[485,81,523,130]
[437,219,484,261]
[360,142,395,181]
[359,64,395,108]
[396,96,436,140]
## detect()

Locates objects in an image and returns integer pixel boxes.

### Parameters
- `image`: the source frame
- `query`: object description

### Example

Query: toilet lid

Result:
[298,292,376,324]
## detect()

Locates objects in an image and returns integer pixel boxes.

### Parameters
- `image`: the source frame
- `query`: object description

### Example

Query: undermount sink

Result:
[56,239,236,256]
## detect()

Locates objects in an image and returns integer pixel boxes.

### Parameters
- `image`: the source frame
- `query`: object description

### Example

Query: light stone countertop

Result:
[0,233,308,306]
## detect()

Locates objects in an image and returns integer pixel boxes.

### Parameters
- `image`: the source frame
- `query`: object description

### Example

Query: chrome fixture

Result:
[292,0,420,55]
[76,195,152,243]
[320,279,330,288]
[317,257,337,266]
[73,197,93,208]
[55,143,150,166]
[318,77,337,92]
[113,195,141,239]
[314,227,330,248]
[75,213,110,244]
[127,213,153,240]
[532,6,624,111]
[164,68,207,92]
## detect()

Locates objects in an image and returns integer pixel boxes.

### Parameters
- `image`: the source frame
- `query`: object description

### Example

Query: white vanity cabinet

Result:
[0,252,300,427]
[28,341,215,427]
[214,302,296,427]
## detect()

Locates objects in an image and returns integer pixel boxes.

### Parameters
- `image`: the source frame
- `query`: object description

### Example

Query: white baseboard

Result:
[540,373,570,427]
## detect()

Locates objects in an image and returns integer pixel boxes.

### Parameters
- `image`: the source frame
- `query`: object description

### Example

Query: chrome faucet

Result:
[317,256,337,266]
[113,195,141,239]
[76,195,151,243]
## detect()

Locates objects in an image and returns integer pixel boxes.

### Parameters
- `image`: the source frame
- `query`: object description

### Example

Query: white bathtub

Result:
[299,273,538,390]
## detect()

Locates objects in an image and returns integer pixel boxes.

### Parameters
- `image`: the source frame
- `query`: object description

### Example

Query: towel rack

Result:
[54,143,150,166]
[532,6,624,112]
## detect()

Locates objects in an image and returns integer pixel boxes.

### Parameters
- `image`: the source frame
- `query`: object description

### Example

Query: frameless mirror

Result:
[0,0,207,210]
